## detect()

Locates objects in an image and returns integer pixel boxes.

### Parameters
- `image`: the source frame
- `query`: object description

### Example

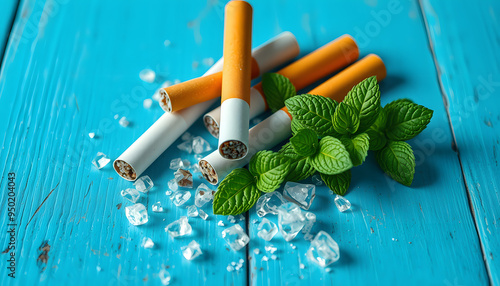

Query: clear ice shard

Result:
[302,211,317,236]
[174,169,193,188]
[194,183,214,207]
[277,202,306,241]
[119,117,129,127]
[177,141,193,153]
[121,188,140,203]
[165,216,192,238]
[192,136,212,154]
[255,192,286,217]
[334,195,351,212]
[134,175,154,193]
[283,182,316,210]
[198,209,209,220]
[187,205,199,217]
[141,237,154,248]
[152,201,163,212]
[168,179,178,192]
[92,152,110,169]
[159,269,171,285]
[139,69,156,83]
[171,190,191,207]
[125,203,148,225]
[306,231,340,267]
[221,225,250,251]
[181,240,203,260]
[257,218,278,241]
[170,158,190,170]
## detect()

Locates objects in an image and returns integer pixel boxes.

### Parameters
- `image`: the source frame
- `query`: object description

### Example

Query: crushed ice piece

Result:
[290,243,297,249]
[218,220,225,227]
[306,231,340,267]
[169,158,191,170]
[198,209,209,220]
[334,195,351,212]
[141,237,154,249]
[256,192,286,217]
[302,212,317,236]
[228,215,236,224]
[182,240,203,260]
[165,190,173,196]
[239,259,244,264]
[88,132,95,139]
[304,234,313,241]
[174,169,193,188]
[119,116,129,127]
[221,225,250,251]
[226,265,234,272]
[238,214,245,221]
[171,190,191,207]
[311,174,323,185]
[192,136,212,154]
[182,132,193,141]
[277,203,306,241]
[194,154,203,161]
[125,203,148,225]
[202,57,214,66]
[254,248,260,255]
[114,114,119,119]
[177,141,193,153]
[325,267,332,273]
[165,216,192,238]
[195,183,214,207]
[143,98,153,109]
[190,163,201,173]
[134,175,154,193]
[187,205,199,217]
[257,218,278,241]
[96,266,101,272]
[92,152,110,169]
[152,201,163,212]
[139,69,156,83]
[264,245,277,254]
[231,262,236,266]
[262,256,269,262]
[168,179,178,192]
[121,188,140,203]
[252,219,259,224]
[271,254,277,260]
[299,263,305,269]
[159,269,171,285]
[164,40,171,47]
[283,182,316,210]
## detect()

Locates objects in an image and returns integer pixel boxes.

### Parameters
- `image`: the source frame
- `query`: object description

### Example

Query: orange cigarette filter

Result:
[281,54,387,118]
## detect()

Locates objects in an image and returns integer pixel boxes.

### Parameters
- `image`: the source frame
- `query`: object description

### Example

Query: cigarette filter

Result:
[199,54,386,184]
[113,32,300,181]
[218,1,253,160]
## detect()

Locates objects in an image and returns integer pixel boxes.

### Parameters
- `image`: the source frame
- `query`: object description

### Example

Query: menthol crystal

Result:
[181,240,203,260]
[159,269,171,285]
[192,136,212,154]
[195,183,214,207]
[152,201,163,212]
[141,237,154,248]
[187,205,199,217]
[257,218,278,241]
[271,254,277,260]
[125,203,148,225]
[143,98,153,109]
[134,175,154,193]
[177,141,193,153]
[221,225,250,251]
[218,220,225,226]
[168,179,178,192]
[88,132,95,139]
[311,174,323,185]
[334,195,351,212]
[170,158,190,170]
[302,212,317,236]
[165,216,192,238]
[174,169,193,188]
[92,152,110,169]
[139,69,156,83]
[171,190,191,207]
[306,231,340,267]
[255,192,286,217]
[198,209,209,220]
[119,117,129,127]
[277,203,306,241]
[264,245,277,253]
[283,182,316,210]
[121,188,140,203]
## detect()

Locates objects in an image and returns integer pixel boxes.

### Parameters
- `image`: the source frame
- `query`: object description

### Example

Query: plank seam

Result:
[0,0,21,71]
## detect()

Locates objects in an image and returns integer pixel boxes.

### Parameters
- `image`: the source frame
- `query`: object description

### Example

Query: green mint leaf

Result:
[262,73,297,112]
[320,170,351,196]
[213,168,260,215]
[366,108,387,151]
[249,151,290,193]
[279,142,316,181]
[309,136,353,175]
[383,98,413,111]
[340,133,370,166]
[290,129,318,157]
[343,76,381,133]
[375,141,415,186]
[384,101,434,141]
[285,94,339,137]
[333,102,360,134]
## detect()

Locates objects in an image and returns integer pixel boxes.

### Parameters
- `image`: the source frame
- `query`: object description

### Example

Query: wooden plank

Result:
[0,0,19,64]
[420,0,500,283]
[247,0,490,285]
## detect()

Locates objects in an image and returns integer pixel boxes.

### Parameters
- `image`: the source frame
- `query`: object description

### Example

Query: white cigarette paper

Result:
[113,32,300,181]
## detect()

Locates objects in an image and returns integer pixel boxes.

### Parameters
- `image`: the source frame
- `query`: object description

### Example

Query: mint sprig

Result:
[290,129,318,157]
[384,101,433,141]
[309,136,353,175]
[262,73,297,112]
[320,170,351,196]
[249,151,290,193]
[375,141,415,186]
[213,168,260,215]
[279,143,316,182]
[340,133,370,166]
[333,102,360,134]
[343,75,381,133]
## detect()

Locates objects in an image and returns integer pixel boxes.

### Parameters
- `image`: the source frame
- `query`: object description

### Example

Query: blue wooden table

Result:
[0,0,499,285]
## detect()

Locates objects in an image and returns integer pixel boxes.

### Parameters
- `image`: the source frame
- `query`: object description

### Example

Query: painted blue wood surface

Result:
[0,0,496,285]
[421,0,500,283]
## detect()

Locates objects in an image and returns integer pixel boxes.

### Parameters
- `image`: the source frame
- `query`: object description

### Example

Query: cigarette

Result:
[113,32,300,181]
[217,1,253,160]
[203,34,359,138]
[199,54,386,185]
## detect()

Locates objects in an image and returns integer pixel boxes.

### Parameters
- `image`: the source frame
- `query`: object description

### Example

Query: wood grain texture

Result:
[0,0,19,64]
[420,0,500,283]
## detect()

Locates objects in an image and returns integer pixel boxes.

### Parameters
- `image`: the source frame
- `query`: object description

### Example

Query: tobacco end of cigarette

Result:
[159,89,172,112]
[199,159,218,185]
[219,140,248,160]
[203,114,220,138]
[114,159,137,181]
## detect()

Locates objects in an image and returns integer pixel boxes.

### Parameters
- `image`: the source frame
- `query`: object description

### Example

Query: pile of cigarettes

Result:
[114,1,386,185]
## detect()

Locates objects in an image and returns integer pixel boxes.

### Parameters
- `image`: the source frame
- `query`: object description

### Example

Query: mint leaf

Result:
[249,151,290,193]
[262,73,296,112]
[343,76,381,133]
[340,133,370,166]
[279,143,316,181]
[285,94,339,137]
[375,141,415,186]
[333,102,360,134]
[384,98,413,111]
[290,129,318,157]
[213,168,260,215]
[384,101,433,141]
[320,170,351,196]
[366,108,387,151]
[309,136,353,175]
